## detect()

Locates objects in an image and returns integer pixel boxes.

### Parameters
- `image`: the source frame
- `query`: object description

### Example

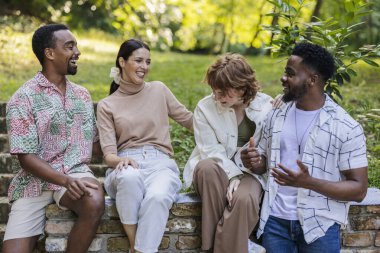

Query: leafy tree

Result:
[0,0,119,32]
[112,0,183,50]
[0,0,66,23]
[175,0,275,53]
[317,0,380,48]
[263,0,380,101]
[62,0,120,32]
[3,0,380,55]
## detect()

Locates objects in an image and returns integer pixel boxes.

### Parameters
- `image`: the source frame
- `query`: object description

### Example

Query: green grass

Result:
[0,29,284,107]
[0,28,379,188]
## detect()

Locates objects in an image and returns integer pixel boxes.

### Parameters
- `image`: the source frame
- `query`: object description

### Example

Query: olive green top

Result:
[237,114,256,147]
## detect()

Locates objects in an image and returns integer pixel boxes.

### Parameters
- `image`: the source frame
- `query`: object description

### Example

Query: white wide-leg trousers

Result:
[104,146,181,253]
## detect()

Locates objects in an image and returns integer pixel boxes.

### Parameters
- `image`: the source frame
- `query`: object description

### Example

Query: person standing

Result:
[3,24,105,253]
[97,39,193,253]
[239,42,368,253]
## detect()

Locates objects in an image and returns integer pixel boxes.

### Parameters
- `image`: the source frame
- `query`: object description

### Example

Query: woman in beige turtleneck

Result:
[96,39,193,253]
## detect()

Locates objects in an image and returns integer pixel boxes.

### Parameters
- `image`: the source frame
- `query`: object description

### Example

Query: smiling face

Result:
[49,30,81,75]
[280,55,313,103]
[120,47,151,85]
[213,88,244,108]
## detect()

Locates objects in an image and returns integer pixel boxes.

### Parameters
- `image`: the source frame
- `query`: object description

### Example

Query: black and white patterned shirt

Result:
[257,94,368,243]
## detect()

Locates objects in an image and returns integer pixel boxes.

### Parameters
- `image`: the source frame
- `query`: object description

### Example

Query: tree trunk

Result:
[310,0,323,22]
[215,24,227,54]
[226,0,235,53]
[267,6,279,55]
[245,0,267,55]
[306,0,323,40]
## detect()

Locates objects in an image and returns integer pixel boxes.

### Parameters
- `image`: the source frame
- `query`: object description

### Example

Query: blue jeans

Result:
[262,215,340,253]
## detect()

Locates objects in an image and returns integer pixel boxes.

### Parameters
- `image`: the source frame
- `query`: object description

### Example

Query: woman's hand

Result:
[115,157,139,171]
[226,177,241,207]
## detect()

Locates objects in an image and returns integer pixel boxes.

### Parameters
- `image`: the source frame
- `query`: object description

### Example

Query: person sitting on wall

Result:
[3,24,105,253]
[238,42,368,253]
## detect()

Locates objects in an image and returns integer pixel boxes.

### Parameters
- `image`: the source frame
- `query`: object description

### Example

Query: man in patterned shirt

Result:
[238,42,368,253]
[3,24,105,253]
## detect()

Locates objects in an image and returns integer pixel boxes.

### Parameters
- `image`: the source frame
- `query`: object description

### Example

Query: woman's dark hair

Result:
[109,39,150,95]
[32,24,69,65]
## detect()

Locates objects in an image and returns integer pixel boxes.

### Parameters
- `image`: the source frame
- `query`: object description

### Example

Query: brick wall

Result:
[0,101,379,253]
[42,194,380,253]
[45,195,203,252]
[342,204,380,253]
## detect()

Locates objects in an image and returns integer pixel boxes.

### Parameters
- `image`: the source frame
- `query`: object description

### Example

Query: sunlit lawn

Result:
[3,30,378,109]
[0,29,379,188]
[0,30,286,108]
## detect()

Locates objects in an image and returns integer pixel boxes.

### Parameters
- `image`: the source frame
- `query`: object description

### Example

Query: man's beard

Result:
[67,68,77,75]
[67,64,78,75]
[282,83,307,103]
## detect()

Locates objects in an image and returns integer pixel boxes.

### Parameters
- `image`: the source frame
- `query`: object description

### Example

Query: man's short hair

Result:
[32,24,69,65]
[292,42,335,83]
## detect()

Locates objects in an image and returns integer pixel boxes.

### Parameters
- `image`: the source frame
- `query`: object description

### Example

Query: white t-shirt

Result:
[254,96,368,243]
[270,104,321,220]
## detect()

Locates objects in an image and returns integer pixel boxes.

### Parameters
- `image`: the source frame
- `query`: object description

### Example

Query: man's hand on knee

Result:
[64,177,99,200]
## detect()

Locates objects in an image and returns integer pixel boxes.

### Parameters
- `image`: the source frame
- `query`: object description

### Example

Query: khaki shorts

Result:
[4,172,96,241]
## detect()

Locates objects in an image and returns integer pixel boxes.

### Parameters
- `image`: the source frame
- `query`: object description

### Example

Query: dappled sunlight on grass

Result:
[247,56,284,96]
[78,38,120,54]
[351,59,380,83]
[76,37,118,64]
[0,30,36,77]
[0,29,285,105]
[1,29,379,107]
[75,29,121,54]
[79,51,115,62]
[1,28,379,188]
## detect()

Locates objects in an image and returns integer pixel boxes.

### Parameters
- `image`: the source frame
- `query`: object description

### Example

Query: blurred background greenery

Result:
[2,0,380,53]
[0,0,379,188]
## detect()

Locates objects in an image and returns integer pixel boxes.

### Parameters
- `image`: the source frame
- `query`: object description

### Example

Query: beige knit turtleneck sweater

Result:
[97,80,193,157]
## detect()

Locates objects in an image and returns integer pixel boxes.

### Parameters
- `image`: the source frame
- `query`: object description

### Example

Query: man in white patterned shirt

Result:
[238,42,368,253]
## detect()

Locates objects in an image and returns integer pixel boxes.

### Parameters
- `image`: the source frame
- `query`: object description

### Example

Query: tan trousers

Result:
[193,158,262,253]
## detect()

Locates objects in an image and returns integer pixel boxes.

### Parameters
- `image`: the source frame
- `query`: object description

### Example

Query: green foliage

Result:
[0,0,66,22]
[171,124,195,170]
[344,103,380,189]
[264,0,380,101]
[317,0,380,48]
[2,0,274,52]
[263,0,380,188]
[359,109,380,155]
[3,0,380,55]
[62,0,120,32]
[263,0,309,56]
[112,0,183,50]
[0,26,379,188]
[0,0,119,32]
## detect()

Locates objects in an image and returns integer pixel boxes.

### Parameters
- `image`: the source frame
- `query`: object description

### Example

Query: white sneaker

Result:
[248,239,266,253]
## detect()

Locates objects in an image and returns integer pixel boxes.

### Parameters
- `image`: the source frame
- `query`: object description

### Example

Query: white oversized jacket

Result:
[183,92,273,189]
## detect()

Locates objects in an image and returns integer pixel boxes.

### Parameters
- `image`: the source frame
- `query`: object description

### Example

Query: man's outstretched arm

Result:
[272,161,368,202]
